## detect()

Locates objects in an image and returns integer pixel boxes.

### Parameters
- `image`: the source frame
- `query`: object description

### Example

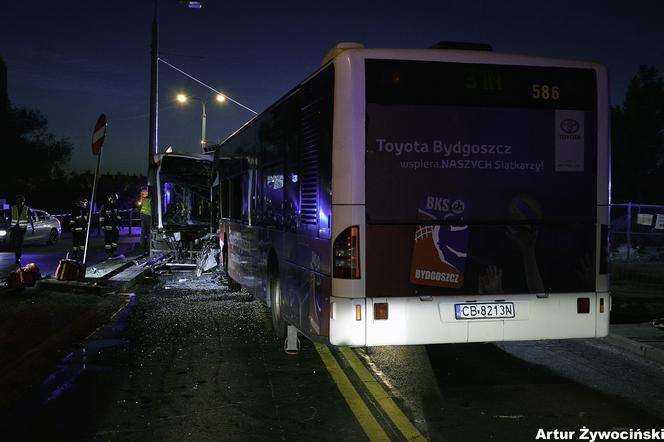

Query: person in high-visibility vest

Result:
[8,194,35,264]
[69,197,88,261]
[139,188,152,249]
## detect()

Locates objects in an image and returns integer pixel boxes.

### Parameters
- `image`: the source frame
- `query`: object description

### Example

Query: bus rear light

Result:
[333,226,361,279]
[356,304,362,321]
[577,297,590,314]
[374,303,388,320]
[599,297,605,313]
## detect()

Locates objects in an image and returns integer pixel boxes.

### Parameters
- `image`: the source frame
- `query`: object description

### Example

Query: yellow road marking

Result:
[339,347,428,442]
[314,343,390,441]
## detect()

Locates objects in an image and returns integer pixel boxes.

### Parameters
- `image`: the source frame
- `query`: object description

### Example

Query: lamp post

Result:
[148,0,203,183]
[148,0,159,185]
[176,93,226,150]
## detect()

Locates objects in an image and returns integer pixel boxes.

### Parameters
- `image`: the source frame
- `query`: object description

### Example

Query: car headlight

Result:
[0,230,7,237]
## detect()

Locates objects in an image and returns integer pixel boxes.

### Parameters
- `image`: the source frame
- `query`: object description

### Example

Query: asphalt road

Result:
[3,273,366,441]
[3,271,664,441]
[364,340,664,440]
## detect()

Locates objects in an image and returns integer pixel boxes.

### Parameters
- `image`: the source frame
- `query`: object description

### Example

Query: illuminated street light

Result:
[176,93,225,150]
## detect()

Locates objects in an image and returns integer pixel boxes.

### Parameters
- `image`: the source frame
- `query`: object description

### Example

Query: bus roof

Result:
[214,45,606,159]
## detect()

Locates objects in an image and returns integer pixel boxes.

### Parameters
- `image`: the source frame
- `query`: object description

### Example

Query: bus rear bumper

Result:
[329,293,610,346]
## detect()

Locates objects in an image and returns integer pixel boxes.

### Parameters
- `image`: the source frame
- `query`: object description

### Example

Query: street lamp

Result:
[150,0,205,155]
[148,0,203,183]
[176,93,226,150]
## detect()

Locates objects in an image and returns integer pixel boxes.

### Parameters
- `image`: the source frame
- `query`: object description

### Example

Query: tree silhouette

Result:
[0,105,73,207]
[611,65,664,203]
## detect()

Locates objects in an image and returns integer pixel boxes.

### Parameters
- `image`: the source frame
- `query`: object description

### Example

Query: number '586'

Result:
[532,84,559,100]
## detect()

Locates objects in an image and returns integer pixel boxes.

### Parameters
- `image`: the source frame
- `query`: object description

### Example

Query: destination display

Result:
[366,59,597,110]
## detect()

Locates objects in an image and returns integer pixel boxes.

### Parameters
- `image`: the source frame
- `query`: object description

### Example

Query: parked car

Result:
[0,209,62,248]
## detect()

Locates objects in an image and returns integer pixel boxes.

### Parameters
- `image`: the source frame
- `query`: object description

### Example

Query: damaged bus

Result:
[151,151,215,263]
[215,43,610,346]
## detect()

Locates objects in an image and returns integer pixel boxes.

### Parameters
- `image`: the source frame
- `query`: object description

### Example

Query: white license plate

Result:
[455,302,515,320]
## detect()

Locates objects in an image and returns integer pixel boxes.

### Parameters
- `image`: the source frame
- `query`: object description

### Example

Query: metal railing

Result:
[610,202,664,262]
[53,208,142,236]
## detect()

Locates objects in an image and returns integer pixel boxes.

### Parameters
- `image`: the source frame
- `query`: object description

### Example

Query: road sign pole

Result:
[84,113,108,267]
[82,151,102,266]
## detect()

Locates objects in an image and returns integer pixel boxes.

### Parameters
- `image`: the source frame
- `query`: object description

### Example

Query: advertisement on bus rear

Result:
[366,104,596,223]
[365,104,598,294]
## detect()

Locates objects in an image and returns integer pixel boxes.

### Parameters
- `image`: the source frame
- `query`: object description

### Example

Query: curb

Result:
[34,279,104,295]
[604,333,664,365]
[34,252,149,295]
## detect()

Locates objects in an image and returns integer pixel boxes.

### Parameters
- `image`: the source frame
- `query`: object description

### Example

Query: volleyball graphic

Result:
[410,223,468,288]
[414,224,435,242]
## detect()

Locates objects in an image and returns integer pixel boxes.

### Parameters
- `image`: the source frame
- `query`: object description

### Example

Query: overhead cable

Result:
[158,57,258,115]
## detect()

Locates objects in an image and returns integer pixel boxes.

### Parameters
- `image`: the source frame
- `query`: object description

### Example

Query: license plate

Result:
[455,302,515,320]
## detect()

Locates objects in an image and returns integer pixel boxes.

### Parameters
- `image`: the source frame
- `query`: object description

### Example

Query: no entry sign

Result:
[91,114,107,155]
[83,113,107,265]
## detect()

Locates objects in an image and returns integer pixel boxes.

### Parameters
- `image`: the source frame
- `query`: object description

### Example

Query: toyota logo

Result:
[560,119,580,134]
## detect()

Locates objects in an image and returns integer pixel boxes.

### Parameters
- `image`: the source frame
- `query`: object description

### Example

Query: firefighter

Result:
[8,194,35,264]
[139,188,152,249]
[69,197,88,260]
[100,193,121,255]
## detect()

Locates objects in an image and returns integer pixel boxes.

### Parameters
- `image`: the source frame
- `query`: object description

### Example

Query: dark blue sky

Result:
[2,0,663,174]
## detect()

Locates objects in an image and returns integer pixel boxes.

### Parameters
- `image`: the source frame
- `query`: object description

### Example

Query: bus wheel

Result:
[270,271,286,339]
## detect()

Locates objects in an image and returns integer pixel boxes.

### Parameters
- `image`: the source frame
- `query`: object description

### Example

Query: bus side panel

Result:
[227,222,264,296]
[281,258,331,339]
[224,220,334,340]
[256,227,285,304]
[281,233,332,338]
[219,220,228,273]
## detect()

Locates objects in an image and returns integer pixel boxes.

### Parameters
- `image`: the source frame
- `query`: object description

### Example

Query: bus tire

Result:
[269,267,286,339]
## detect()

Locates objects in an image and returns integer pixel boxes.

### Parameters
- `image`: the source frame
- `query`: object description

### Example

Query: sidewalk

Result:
[0,289,132,411]
[607,322,664,365]
[606,261,664,365]
[0,231,147,412]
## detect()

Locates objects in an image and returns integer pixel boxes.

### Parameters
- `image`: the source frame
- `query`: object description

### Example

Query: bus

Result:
[215,43,610,346]
[151,151,214,261]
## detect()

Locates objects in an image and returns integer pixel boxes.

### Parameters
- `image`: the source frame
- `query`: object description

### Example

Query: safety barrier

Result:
[52,208,142,236]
